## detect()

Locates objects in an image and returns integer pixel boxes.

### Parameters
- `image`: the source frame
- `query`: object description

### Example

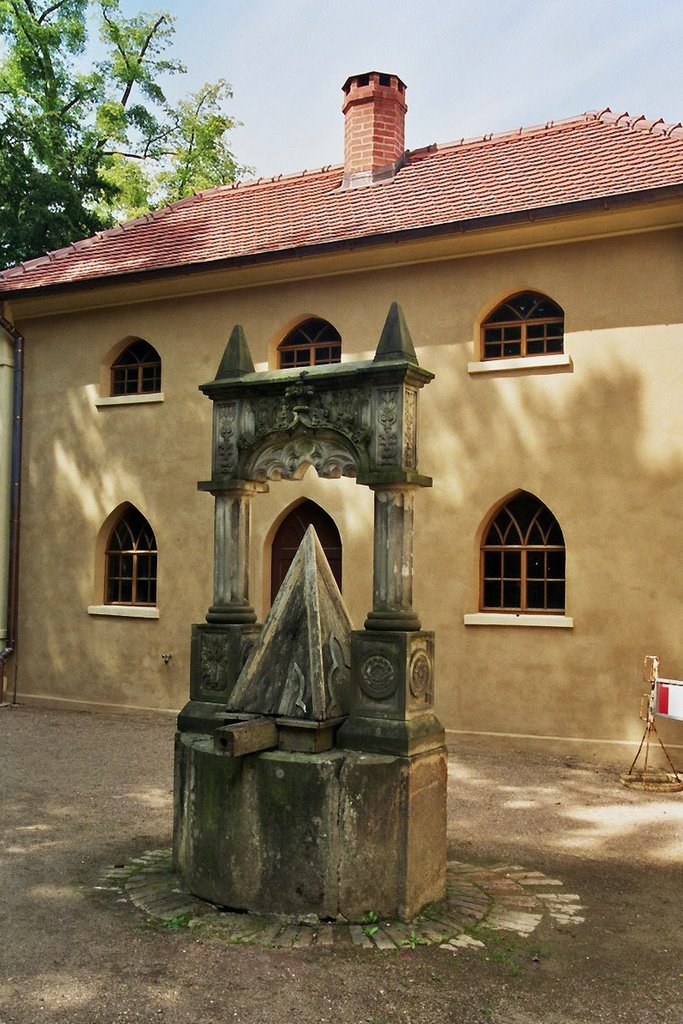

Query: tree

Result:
[0,1,242,267]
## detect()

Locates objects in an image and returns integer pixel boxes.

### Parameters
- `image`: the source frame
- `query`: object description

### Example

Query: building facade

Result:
[2,73,683,756]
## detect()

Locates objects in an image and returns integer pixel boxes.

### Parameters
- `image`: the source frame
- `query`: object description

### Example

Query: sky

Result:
[109,0,683,179]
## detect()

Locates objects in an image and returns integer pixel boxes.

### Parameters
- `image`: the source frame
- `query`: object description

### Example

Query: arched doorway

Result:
[270,500,342,603]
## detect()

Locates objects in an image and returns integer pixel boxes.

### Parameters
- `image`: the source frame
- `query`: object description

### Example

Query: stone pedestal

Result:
[173,734,446,922]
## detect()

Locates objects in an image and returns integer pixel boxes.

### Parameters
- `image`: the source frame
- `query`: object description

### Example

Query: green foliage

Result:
[401,930,428,950]
[362,909,379,938]
[160,912,192,930]
[0,0,243,267]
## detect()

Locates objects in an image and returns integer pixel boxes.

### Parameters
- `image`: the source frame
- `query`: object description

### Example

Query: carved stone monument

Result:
[173,303,447,922]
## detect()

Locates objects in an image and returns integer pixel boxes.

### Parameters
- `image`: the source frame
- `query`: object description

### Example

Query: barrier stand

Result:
[620,655,683,792]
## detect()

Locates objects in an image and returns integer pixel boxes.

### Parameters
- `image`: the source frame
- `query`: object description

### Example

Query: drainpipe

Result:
[0,307,23,705]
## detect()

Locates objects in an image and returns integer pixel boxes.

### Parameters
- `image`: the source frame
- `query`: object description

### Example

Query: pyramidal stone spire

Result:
[228,526,353,721]
[374,301,418,363]
[215,323,255,379]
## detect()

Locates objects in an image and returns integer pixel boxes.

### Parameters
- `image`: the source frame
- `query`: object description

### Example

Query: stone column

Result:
[206,487,257,624]
[365,485,420,631]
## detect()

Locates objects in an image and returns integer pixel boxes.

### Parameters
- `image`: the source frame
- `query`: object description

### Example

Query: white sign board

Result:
[655,678,683,722]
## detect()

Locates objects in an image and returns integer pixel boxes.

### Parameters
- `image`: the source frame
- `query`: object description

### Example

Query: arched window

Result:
[277,318,341,369]
[110,339,161,396]
[481,292,564,360]
[270,500,342,603]
[481,492,565,613]
[105,506,158,606]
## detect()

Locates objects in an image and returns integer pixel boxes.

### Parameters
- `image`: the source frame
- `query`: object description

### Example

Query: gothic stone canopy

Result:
[198,303,434,493]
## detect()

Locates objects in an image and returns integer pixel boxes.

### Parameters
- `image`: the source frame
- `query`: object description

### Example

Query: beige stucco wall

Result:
[11,224,683,752]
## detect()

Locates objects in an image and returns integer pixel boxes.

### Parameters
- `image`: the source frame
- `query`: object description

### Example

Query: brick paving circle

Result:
[97,851,585,952]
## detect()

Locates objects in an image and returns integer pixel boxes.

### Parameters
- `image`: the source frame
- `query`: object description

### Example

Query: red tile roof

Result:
[2,109,683,295]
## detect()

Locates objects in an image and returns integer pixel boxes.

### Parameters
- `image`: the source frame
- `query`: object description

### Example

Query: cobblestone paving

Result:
[96,851,585,952]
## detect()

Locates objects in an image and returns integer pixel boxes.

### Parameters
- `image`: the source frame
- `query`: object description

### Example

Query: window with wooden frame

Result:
[481,492,565,613]
[105,506,157,606]
[481,293,564,360]
[277,318,341,369]
[110,339,162,396]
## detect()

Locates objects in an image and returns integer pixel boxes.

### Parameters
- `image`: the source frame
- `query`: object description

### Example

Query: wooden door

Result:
[270,500,342,603]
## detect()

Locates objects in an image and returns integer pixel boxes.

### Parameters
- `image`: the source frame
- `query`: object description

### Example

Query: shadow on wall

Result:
[419,339,683,745]
[18,373,212,708]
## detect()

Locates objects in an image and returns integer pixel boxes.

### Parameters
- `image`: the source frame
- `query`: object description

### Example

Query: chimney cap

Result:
[342,71,407,94]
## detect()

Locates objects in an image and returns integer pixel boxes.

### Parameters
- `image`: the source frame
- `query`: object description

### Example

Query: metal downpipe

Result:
[0,310,23,705]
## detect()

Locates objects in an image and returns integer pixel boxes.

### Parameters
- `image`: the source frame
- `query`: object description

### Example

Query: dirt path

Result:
[1,705,681,1024]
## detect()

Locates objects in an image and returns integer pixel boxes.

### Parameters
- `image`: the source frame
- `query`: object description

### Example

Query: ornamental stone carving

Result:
[409,650,431,698]
[360,654,397,700]
[247,435,359,481]
[377,388,399,464]
[215,402,238,476]
[200,633,232,692]
[403,389,417,469]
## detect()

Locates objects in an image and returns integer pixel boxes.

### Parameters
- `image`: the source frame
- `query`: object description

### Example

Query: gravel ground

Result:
[1,704,681,1024]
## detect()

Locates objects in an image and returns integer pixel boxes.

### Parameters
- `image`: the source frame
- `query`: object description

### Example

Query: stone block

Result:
[189,623,261,704]
[275,716,345,753]
[349,629,435,721]
[336,712,445,757]
[173,735,446,922]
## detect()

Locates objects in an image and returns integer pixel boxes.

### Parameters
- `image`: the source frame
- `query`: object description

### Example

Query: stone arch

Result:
[269,499,342,604]
[243,428,362,483]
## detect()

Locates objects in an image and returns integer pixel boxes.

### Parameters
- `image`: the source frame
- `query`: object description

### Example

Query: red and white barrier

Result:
[656,678,683,722]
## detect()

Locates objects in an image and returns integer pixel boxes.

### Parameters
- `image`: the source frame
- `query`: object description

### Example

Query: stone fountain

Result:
[173,303,446,922]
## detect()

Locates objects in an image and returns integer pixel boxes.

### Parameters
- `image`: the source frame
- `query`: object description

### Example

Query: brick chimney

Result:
[341,72,407,189]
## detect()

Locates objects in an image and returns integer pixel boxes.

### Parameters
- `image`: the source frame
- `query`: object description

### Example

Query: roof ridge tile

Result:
[422,112,596,159]
[592,107,683,139]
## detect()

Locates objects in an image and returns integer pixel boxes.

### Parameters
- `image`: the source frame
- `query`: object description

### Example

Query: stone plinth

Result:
[173,733,446,922]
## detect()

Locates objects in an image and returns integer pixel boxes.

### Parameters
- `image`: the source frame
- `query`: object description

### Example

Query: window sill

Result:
[464,612,573,628]
[468,354,572,375]
[94,393,164,407]
[87,605,159,619]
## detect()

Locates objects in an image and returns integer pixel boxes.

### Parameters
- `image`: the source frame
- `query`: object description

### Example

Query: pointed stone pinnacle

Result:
[215,324,255,379]
[374,301,418,364]
[229,526,353,721]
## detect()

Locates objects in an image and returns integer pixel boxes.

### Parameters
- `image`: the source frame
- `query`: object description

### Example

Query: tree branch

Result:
[37,1,69,25]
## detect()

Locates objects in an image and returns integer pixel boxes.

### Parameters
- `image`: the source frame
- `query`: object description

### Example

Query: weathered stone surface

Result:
[189,623,261,704]
[173,737,447,922]
[347,629,435,721]
[337,748,447,921]
[275,716,345,753]
[365,486,421,631]
[215,324,255,380]
[229,527,353,721]
[175,738,344,917]
[374,301,418,364]
[337,712,445,757]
